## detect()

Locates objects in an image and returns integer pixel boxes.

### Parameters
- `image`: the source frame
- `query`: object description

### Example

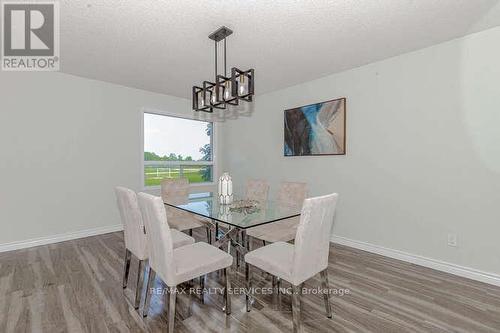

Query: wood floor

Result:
[1,231,499,333]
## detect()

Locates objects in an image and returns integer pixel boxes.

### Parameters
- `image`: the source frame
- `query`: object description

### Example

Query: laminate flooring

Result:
[1,231,499,332]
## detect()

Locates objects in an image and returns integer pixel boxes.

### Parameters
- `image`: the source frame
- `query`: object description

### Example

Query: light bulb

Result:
[239,84,246,96]
[224,81,231,100]
[199,91,205,107]
[239,75,246,96]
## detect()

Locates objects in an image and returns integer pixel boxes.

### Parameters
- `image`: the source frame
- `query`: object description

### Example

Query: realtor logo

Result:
[2,1,59,71]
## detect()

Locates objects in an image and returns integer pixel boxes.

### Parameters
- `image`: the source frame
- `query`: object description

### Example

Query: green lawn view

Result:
[144,166,212,186]
[143,121,212,186]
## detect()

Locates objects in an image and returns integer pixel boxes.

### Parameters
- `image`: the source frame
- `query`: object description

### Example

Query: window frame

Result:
[140,108,218,190]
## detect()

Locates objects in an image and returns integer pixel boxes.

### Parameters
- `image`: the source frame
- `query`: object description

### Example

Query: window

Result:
[143,112,214,187]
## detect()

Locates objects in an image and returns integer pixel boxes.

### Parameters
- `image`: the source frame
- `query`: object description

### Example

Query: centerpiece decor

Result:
[229,199,260,214]
[218,172,233,204]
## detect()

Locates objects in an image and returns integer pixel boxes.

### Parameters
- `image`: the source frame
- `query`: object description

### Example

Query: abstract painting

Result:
[284,98,346,156]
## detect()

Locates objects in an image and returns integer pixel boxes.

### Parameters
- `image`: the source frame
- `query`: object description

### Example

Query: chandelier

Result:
[192,26,255,112]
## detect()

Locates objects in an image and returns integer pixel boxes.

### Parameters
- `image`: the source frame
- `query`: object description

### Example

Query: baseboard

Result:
[331,235,500,287]
[0,224,124,253]
[3,227,498,286]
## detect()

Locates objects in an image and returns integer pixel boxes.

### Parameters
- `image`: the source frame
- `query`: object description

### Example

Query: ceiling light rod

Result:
[210,27,231,82]
[192,26,255,113]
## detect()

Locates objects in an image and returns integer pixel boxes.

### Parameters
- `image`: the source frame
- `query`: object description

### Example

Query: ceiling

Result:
[59,0,500,99]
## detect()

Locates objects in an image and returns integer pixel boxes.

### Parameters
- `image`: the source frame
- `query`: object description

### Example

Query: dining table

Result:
[163,191,302,263]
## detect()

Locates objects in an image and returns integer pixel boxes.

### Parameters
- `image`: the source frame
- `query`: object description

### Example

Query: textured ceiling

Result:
[59,0,500,98]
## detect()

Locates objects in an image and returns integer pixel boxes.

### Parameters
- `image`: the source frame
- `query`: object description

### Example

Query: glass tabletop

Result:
[163,192,301,229]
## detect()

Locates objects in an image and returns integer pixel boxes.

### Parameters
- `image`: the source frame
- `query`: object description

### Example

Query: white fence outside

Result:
[144,161,213,183]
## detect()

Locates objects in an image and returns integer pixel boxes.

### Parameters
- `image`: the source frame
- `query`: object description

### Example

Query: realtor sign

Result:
[2,1,59,71]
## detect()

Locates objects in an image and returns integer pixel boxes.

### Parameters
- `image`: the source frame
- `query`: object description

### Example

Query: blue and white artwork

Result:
[284,98,346,156]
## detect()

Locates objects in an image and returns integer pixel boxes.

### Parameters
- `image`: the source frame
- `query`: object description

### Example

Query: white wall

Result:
[221,27,500,276]
[0,72,199,247]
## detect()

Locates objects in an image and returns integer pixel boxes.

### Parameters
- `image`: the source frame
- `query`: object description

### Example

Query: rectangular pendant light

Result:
[216,75,239,106]
[204,80,225,110]
[193,26,255,112]
[232,68,254,102]
[192,85,213,112]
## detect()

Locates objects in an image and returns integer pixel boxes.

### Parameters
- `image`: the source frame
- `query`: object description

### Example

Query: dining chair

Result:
[115,187,195,310]
[244,193,339,333]
[212,178,270,243]
[246,182,308,246]
[245,179,270,203]
[219,178,270,266]
[161,178,213,243]
[138,192,233,333]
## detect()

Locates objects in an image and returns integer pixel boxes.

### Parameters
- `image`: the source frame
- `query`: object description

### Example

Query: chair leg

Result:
[140,266,151,310]
[320,269,332,318]
[262,240,266,247]
[272,275,278,308]
[277,277,282,305]
[271,276,282,293]
[223,267,231,315]
[142,269,156,317]
[245,263,252,312]
[167,286,177,333]
[199,275,205,304]
[134,260,145,309]
[206,226,212,244]
[236,233,240,268]
[291,284,303,333]
[122,249,131,289]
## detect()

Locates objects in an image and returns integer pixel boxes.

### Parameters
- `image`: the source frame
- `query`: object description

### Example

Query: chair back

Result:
[277,182,308,208]
[246,179,270,203]
[291,193,338,285]
[138,192,176,286]
[115,187,147,260]
[161,178,189,205]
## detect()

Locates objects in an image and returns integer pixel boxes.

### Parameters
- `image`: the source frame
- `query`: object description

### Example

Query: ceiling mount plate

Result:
[208,26,233,42]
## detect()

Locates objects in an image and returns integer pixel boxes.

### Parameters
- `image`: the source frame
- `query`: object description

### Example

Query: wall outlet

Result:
[447,233,458,247]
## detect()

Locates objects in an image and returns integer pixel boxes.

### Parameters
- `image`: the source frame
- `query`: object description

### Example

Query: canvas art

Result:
[284,98,346,156]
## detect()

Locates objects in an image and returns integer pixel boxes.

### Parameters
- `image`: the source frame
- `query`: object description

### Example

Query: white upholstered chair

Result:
[214,179,270,243]
[138,192,233,333]
[246,182,308,245]
[245,179,270,203]
[221,179,271,266]
[161,178,213,242]
[244,193,339,333]
[114,187,195,309]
